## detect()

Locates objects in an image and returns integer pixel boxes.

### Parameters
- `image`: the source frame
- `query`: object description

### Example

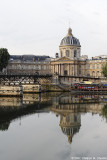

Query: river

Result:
[0,92,107,160]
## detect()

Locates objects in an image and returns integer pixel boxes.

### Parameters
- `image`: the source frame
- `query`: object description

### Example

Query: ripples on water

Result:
[0,93,107,160]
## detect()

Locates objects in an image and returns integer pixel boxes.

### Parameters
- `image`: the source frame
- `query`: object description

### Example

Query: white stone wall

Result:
[59,46,81,59]
[6,61,51,75]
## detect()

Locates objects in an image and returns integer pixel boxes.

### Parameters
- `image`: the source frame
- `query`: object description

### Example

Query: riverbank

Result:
[0,83,107,96]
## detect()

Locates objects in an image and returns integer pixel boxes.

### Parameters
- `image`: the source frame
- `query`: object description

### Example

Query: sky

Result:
[0,0,107,58]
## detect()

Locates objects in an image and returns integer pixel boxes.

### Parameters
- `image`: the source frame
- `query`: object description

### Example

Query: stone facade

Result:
[1,28,107,81]
[51,57,86,76]
[51,28,86,77]
[7,61,51,75]
[51,28,107,80]
[86,56,107,78]
[6,55,51,75]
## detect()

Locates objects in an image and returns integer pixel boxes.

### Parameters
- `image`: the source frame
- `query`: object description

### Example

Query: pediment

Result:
[55,56,73,62]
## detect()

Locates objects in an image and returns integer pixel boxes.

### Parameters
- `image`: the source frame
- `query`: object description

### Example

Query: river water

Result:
[0,92,107,160]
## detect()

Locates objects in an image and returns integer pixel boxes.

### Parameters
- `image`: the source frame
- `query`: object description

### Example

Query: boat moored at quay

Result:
[71,83,107,94]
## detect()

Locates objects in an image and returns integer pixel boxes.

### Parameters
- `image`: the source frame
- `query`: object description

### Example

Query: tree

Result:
[102,62,107,77]
[102,104,107,120]
[0,48,10,71]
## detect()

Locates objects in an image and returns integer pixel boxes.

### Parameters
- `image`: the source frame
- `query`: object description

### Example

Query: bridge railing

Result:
[0,73,52,76]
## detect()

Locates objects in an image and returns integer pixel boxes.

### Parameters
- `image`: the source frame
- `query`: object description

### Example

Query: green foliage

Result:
[102,104,107,119]
[0,48,10,71]
[102,62,107,77]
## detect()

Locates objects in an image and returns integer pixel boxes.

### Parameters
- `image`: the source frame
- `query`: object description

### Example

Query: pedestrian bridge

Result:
[0,74,101,85]
[0,74,53,85]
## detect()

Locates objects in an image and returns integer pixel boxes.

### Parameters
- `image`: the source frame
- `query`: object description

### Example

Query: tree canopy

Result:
[102,104,107,120]
[0,48,10,71]
[102,62,107,78]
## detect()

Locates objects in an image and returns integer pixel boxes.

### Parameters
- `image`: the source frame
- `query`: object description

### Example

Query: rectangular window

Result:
[88,64,90,69]
[61,51,63,57]
[66,50,69,57]
[97,64,99,69]
[46,65,49,70]
[41,65,44,70]
[74,50,77,57]
[92,64,95,69]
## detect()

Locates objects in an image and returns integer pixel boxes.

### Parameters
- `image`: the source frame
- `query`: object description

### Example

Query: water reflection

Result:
[0,93,107,134]
[60,112,81,144]
[0,93,57,131]
[0,93,107,159]
[51,93,107,144]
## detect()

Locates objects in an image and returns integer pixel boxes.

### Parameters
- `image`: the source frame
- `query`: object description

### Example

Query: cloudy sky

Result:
[0,0,107,58]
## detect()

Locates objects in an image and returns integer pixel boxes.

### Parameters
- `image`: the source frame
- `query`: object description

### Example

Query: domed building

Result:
[59,28,81,59]
[51,28,86,82]
[60,112,81,144]
[51,102,81,144]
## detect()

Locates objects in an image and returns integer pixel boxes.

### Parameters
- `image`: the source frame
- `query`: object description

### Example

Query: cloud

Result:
[93,11,100,16]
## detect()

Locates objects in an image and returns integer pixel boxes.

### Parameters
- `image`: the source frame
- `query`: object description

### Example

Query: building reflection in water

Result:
[51,93,107,143]
[60,112,81,143]
[0,92,107,138]
[0,121,10,131]
[0,93,55,131]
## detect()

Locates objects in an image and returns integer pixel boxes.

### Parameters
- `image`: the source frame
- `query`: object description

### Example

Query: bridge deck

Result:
[0,74,52,78]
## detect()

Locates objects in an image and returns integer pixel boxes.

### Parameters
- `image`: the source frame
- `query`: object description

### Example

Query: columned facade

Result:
[51,57,86,76]
[51,28,86,78]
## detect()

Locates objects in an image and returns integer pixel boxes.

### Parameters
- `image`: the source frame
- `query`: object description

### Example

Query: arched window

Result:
[92,71,95,77]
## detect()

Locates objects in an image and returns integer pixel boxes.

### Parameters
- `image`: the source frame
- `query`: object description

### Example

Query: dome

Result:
[60,28,80,46]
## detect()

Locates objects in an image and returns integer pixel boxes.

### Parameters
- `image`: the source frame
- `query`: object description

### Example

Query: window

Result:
[87,71,90,77]
[72,67,73,75]
[35,65,38,70]
[64,70,67,75]
[74,50,77,58]
[46,65,49,70]
[41,65,44,70]
[74,115,77,122]
[61,51,63,57]
[92,64,95,69]
[97,64,99,69]
[87,64,90,69]
[43,65,46,70]
[66,50,69,57]
[79,69,81,75]
[92,71,95,76]
[66,116,70,122]
[97,71,99,77]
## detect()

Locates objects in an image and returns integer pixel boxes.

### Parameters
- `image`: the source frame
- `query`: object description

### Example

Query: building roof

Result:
[10,55,50,61]
[60,28,81,47]
[92,55,107,60]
